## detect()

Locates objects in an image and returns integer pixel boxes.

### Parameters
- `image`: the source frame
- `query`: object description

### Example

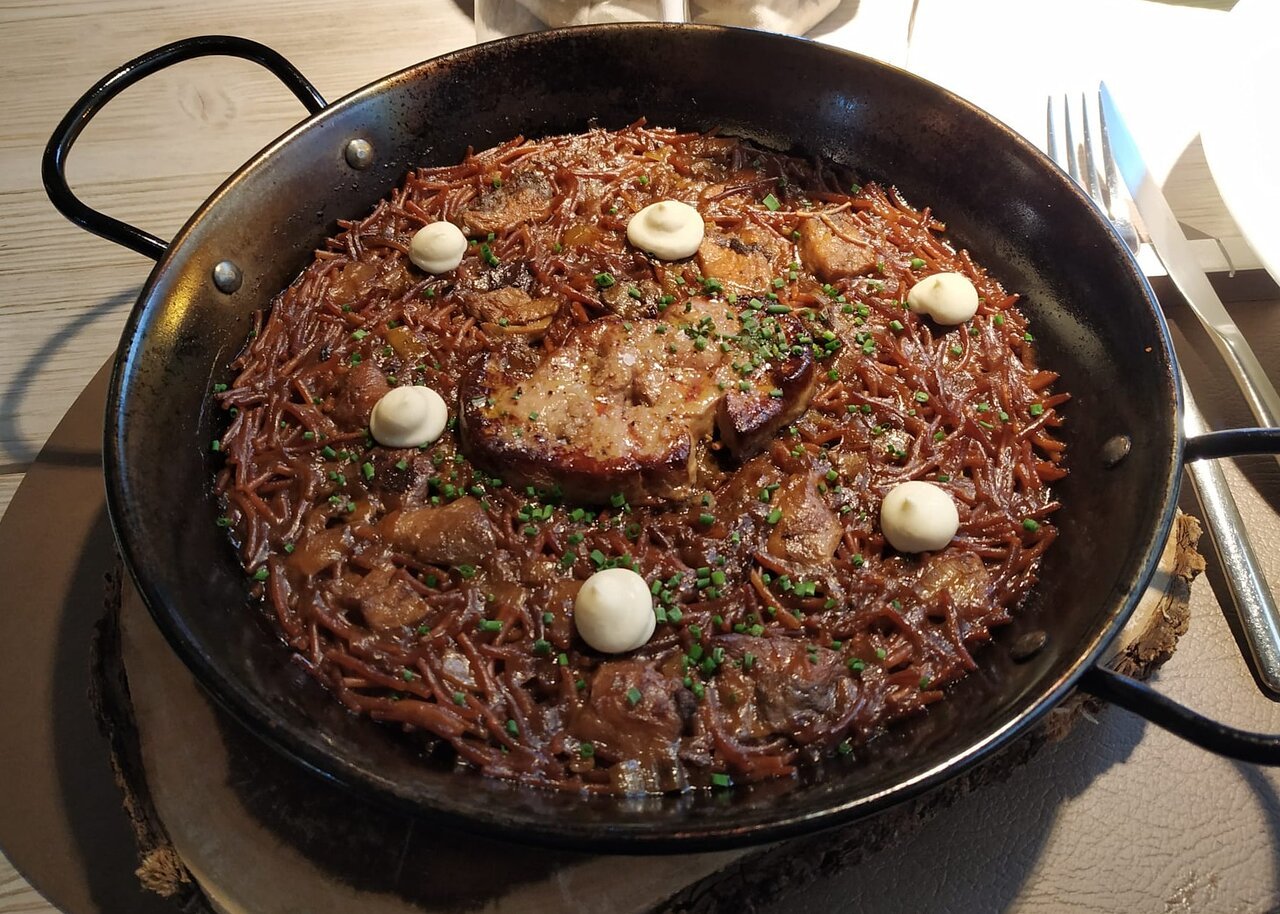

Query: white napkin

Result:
[904,0,1224,181]
[514,0,842,36]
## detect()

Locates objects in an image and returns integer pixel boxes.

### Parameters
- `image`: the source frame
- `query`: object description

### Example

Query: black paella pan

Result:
[43,26,1280,851]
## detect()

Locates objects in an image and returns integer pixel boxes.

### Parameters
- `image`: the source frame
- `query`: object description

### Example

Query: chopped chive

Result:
[594,272,616,289]
[1022,518,1041,532]
[453,691,466,705]
[711,772,732,788]
[210,440,221,452]
[479,619,502,632]
[766,508,783,525]
[889,319,905,332]
[909,257,926,269]
[1029,404,1045,416]
[458,564,477,579]
[762,193,781,211]
[252,567,269,581]
[362,462,375,480]
[626,687,643,707]
[506,719,518,736]
[698,512,715,526]
[579,742,595,758]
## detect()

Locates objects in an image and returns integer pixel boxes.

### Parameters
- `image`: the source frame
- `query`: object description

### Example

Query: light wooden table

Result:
[2,1,1273,912]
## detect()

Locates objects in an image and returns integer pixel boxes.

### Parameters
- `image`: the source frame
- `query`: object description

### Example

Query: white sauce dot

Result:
[626,199,705,261]
[369,386,448,448]
[408,221,468,274]
[573,568,656,654]
[906,272,980,325]
[880,480,959,553]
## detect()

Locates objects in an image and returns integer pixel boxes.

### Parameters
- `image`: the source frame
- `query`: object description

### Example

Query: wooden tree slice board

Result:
[92,513,1203,914]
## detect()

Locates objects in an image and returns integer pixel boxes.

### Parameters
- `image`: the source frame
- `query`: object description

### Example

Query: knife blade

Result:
[1100,82,1280,431]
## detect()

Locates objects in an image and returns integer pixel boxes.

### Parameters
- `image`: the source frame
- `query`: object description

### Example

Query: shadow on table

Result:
[0,289,136,469]
[48,507,182,914]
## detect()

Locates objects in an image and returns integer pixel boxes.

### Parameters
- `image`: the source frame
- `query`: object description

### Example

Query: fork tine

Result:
[1079,92,1105,213]
[1097,90,1123,217]
[1061,94,1079,182]
[1045,96,1058,165]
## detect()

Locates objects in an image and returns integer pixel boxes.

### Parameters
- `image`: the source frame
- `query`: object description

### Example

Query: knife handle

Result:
[1183,376,1280,697]
[1213,323,1280,430]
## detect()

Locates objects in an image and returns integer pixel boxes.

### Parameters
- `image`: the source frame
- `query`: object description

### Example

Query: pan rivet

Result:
[345,138,374,170]
[1011,630,1048,661]
[211,260,242,294]
[1101,434,1132,468]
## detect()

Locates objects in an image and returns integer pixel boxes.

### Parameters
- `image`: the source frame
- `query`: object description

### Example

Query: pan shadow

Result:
[212,705,595,913]
[48,505,184,914]
[0,289,136,468]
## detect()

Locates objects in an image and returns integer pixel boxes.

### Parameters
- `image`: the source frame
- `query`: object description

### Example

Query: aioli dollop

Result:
[626,199,705,261]
[880,480,960,553]
[573,568,656,654]
[408,221,468,274]
[369,386,448,448]
[906,272,980,325]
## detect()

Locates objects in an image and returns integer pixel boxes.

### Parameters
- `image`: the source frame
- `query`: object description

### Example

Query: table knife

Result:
[1100,82,1280,433]
[1100,82,1280,695]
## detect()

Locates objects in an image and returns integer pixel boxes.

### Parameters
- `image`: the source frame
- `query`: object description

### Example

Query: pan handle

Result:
[1183,426,1280,696]
[1080,424,1280,763]
[42,35,327,261]
[1184,428,1280,461]
[1080,666,1280,765]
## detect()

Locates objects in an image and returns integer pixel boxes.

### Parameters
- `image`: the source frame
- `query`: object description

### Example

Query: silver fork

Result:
[1047,93,1280,697]
[1046,94,1140,254]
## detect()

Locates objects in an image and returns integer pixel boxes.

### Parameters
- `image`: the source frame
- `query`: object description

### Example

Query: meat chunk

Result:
[569,661,682,763]
[330,363,390,428]
[712,637,857,744]
[460,172,554,235]
[381,496,497,566]
[716,351,816,456]
[913,551,992,621]
[697,224,789,295]
[288,527,350,577]
[766,471,843,565]
[348,565,430,631]
[462,286,558,329]
[797,212,877,281]
[460,298,817,503]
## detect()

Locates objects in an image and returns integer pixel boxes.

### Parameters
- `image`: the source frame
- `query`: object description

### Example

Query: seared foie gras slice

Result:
[460,298,816,503]
[716,351,815,456]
